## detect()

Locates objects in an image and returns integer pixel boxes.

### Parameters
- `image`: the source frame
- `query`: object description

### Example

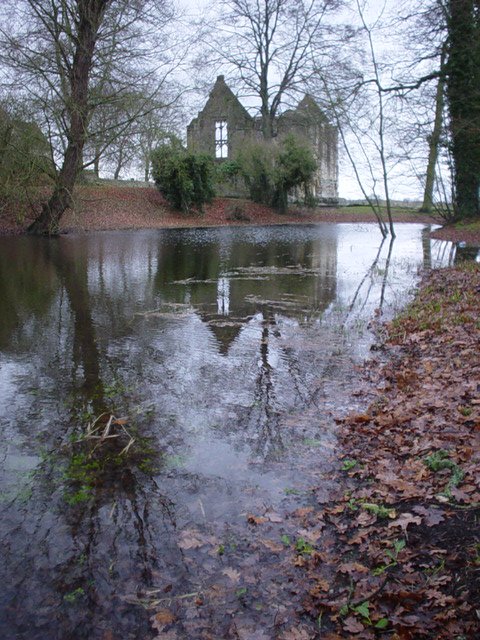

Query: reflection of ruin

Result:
[153,229,338,461]
[154,231,338,355]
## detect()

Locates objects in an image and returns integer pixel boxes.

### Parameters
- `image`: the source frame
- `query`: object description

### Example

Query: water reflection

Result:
[454,243,480,264]
[153,228,338,354]
[0,224,458,638]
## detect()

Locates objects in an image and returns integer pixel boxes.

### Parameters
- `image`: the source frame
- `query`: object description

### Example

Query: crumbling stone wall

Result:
[277,95,338,202]
[187,75,254,161]
[187,76,338,202]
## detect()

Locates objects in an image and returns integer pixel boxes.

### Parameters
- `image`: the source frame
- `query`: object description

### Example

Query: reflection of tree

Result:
[0,239,186,639]
[15,434,184,640]
[49,239,105,413]
[422,226,432,270]
[244,305,313,461]
[0,238,57,349]
[347,236,395,317]
[379,237,395,310]
[47,239,182,599]
[245,311,284,461]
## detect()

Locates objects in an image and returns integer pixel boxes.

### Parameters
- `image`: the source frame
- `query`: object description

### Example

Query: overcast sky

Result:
[175,0,431,201]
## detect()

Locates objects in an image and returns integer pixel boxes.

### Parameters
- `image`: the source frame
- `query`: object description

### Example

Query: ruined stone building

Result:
[187,75,339,203]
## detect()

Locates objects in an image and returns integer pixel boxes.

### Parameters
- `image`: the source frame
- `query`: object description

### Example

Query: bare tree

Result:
[201,0,342,140]
[136,94,185,182]
[311,1,399,236]
[0,0,180,235]
[84,82,184,181]
[353,0,395,236]
[398,4,448,214]
[418,47,446,213]
[368,0,480,221]
[378,0,480,221]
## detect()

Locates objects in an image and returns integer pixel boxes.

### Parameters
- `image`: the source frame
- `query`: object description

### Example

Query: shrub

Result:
[216,160,241,183]
[0,106,52,219]
[151,140,215,213]
[273,135,317,214]
[238,136,317,213]
[237,141,275,205]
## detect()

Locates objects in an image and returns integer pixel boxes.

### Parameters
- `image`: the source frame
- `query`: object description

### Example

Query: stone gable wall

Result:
[187,75,255,162]
[187,76,338,202]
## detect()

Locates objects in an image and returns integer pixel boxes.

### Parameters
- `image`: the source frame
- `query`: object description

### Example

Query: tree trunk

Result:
[113,144,124,180]
[446,0,480,220]
[28,0,109,236]
[94,147,100,178]
[420,49,446,213]
[260,70,273,140]
[27,147,79,235]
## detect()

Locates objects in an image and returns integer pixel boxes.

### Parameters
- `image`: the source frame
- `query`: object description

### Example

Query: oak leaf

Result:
[260,538,284,553]
[178,529,205,550]
[388,512,422,532]
[222,567,241,583]
[343,616,364,633]
[338,562,369,575]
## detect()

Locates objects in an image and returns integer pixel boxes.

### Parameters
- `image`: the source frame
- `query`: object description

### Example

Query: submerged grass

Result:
[61,412,158,505]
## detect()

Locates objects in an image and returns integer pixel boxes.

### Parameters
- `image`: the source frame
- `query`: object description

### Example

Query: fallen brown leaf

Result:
[151,608,175,631]
[388,512,422,532]
[222,567,241,583]
[343,616,365,633]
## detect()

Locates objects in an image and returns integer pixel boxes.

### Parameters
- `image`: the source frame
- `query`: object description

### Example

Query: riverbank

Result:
[292,263,480,638]
[0,182,441,235]
[3,182,480,246]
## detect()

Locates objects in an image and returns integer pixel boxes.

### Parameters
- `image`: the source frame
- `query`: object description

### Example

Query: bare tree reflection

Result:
[245,310,284,461]
[0,239,188,640]
[379,236,395,310]
[49,239,105,413]
[346,235,395,317]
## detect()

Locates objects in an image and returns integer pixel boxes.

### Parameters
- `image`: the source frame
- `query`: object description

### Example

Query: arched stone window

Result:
[215,121,228,158]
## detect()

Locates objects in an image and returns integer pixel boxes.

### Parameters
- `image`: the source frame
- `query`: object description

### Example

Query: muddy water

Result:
[0,224,452,638]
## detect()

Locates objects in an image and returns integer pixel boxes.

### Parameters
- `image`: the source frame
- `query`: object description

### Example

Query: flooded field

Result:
[0,224,454,638]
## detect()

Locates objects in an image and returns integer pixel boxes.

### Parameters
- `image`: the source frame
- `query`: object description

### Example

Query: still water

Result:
[0,224,453,638]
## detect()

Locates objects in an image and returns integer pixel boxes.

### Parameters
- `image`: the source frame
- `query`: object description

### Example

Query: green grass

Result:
[454,219,480,233]
[334,205,422,216]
